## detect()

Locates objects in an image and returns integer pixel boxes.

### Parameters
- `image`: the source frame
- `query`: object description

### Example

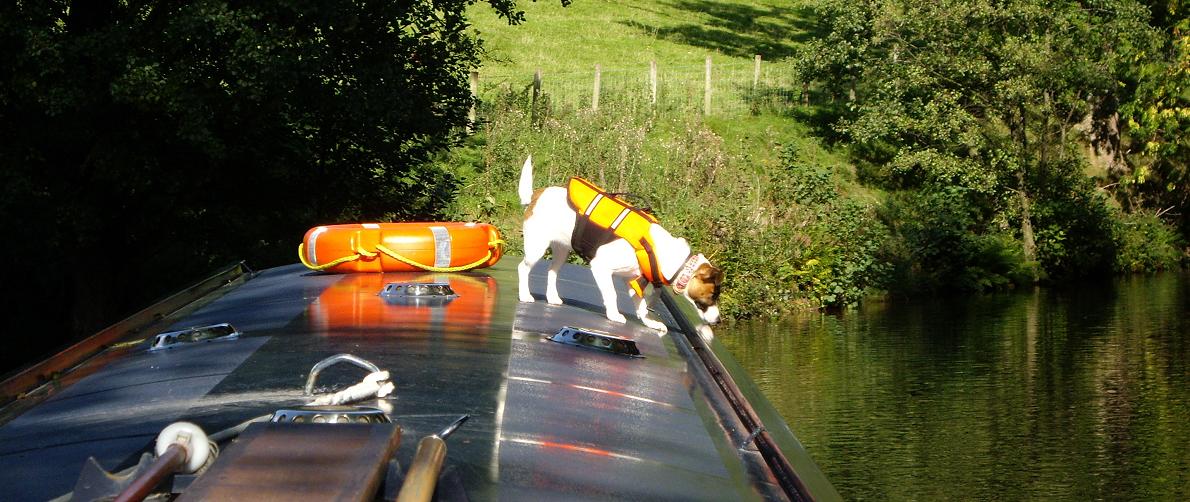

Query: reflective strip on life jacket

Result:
[629,276,649,298]
[567,177,666,285]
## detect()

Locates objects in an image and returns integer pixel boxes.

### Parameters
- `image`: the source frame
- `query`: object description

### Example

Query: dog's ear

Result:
[696,264,724,284]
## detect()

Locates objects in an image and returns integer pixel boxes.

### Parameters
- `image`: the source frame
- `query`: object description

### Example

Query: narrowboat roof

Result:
[0,259,839,501]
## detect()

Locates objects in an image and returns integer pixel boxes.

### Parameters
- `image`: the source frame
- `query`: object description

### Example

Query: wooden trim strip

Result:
[1,261,248,401]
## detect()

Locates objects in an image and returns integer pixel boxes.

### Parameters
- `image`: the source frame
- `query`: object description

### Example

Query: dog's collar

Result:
[671,254,706,294]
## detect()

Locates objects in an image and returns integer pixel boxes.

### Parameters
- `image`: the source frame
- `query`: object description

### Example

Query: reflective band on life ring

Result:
[298,222,504,273]
[429,225,452,268]
[307,226,329,265]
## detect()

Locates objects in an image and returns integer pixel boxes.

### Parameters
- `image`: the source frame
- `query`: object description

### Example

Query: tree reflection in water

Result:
[720,272,1190,500]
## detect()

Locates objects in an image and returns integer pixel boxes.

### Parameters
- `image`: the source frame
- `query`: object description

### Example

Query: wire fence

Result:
[473,57,807,119]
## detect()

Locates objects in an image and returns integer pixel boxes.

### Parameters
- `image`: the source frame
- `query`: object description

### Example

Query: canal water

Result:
[718,273,1190,500]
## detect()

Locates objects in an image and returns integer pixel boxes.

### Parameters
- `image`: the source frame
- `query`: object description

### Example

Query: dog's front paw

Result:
[519,292,535,303]
[642,318,668,333]
[546,294,564,305]
[606,312,628,324]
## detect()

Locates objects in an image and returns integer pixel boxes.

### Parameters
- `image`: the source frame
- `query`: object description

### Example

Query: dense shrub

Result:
[1113,211,1185,272]
[1027,161,1119,280]
[880,186,1036,292]
[743,145,890,311]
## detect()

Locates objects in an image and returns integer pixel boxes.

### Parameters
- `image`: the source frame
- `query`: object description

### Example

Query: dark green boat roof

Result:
[0,260,838,501]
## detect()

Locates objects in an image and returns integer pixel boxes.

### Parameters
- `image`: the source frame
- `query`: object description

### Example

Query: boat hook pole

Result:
[114,422,211,502]
[113,444,187,502]
[395,414,470,502]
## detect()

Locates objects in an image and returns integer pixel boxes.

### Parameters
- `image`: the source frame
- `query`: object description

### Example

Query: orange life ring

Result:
[299,222,504,273]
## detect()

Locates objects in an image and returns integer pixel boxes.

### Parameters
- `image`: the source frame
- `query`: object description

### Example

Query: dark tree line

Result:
[0,0,547,373]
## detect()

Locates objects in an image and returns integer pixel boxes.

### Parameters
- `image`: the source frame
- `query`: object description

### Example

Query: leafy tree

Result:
[0,0,549,372]
[797,0,1163,286]
[1120,1,1190,230]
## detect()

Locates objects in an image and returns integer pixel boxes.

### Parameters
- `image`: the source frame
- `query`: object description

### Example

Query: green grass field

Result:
[470,0,813,74]
[464,0,840,185]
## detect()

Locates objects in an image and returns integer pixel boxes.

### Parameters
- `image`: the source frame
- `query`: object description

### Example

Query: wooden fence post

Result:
[753,54,762,90]
[592,64,602,111]
[650,60,658,105]
[468,71,479,133]
[704,56,712,116]
[531,69,541,125]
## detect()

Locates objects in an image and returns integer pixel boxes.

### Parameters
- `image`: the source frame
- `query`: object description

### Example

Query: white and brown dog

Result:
[517,156,723,332]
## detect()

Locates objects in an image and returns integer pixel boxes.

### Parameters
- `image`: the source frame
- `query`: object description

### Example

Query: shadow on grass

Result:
[619,0,821,60]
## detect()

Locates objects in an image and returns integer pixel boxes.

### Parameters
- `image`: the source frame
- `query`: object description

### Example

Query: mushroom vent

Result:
[549,326,642,357]
[270,405,391,424]
[150,323,240,351]
[380,282,457,306]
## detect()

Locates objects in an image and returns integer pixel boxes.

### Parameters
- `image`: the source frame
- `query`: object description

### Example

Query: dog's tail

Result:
[518,155,534,206]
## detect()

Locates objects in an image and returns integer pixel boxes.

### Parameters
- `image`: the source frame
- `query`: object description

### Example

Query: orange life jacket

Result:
[566,177,665,296]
